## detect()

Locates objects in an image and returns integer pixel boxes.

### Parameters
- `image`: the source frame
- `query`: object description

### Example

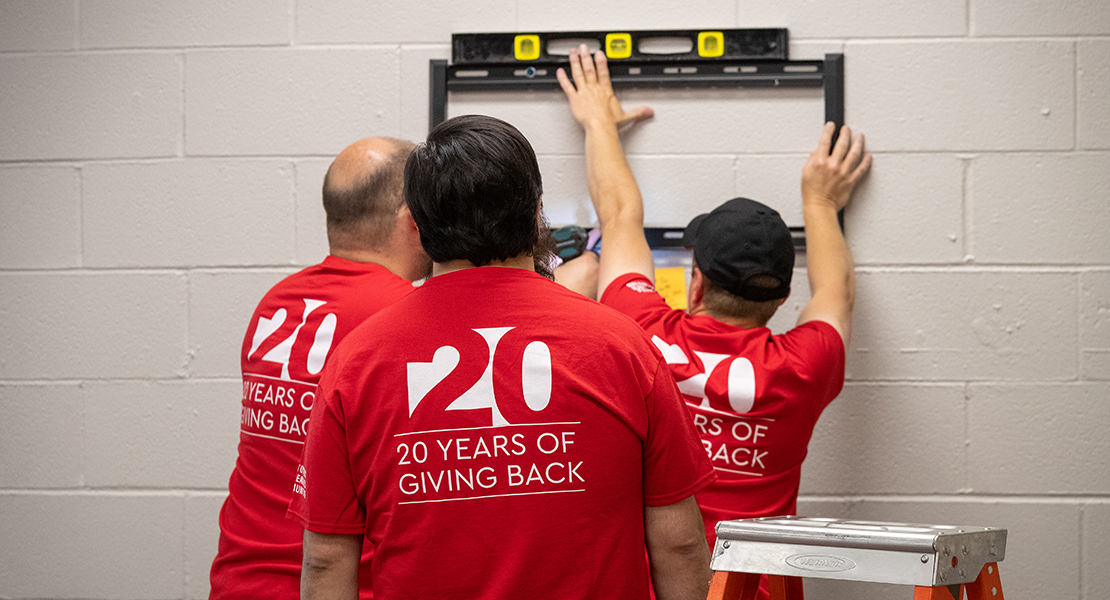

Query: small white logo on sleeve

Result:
[292,464,307,498]
[626,281,656,293]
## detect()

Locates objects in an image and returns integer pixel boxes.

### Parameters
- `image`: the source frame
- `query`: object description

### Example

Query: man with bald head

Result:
[209,137,430,599]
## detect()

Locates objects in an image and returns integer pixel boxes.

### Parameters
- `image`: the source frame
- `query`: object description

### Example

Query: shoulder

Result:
[260,260,410,298]
[258,262,321,293]
[773,320,846,368]
[514,275,655,342]
[599,272,674,322]
[506,274,668,365]
[782,320,843,346]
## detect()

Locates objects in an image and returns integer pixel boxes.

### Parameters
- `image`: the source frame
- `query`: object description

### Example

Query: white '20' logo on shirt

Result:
[652,335,756,413]
[248,299,337,380]
[406,327,551,427]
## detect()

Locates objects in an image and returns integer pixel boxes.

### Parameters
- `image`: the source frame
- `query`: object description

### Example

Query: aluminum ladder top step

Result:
[711,516,1007,587]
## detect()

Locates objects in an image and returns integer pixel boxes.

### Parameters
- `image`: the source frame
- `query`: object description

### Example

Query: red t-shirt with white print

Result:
[210,255,416,600]
[601,273,845,545]
[289,267,714,600]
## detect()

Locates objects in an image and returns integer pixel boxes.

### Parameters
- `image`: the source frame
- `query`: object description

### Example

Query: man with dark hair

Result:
[558,46,872,555]
[290,114,716,600]
[209,137,431,600]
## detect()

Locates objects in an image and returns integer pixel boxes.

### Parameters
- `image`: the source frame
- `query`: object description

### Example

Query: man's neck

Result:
[686,304,767,330]
[329,246,381,263]
[433,254,535,277]
[329,247,410,279]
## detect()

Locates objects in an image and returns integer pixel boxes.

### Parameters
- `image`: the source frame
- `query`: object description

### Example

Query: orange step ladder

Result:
[707,517,1006,600]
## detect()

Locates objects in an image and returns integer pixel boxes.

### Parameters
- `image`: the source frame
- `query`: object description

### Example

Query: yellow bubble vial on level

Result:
[605,33,632,59]
[514,34,541,61]
[698,31,725,57]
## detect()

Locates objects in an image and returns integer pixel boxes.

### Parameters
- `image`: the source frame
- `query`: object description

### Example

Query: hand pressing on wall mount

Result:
[796,121,873,350]
[557,44,657,296]
[557,44,653,132]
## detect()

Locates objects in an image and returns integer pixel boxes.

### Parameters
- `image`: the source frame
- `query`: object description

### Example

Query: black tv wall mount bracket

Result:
[428,29,845,250]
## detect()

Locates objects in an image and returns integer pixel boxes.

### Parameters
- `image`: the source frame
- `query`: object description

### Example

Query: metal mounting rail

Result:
[444,59,825,92]
[429,53,843,135]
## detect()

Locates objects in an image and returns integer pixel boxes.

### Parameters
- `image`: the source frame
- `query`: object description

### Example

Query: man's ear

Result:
[397,203,419,231]
[391,204,422,253]
[688,267,706,311]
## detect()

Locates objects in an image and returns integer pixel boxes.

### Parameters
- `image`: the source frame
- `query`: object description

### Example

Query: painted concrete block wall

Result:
[0,0,1105,598]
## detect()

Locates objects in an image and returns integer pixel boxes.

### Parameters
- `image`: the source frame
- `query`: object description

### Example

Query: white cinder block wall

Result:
[0,0,1106,598]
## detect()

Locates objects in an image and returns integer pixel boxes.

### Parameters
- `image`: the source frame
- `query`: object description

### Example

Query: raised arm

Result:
[796,122,873,349]
[644,496,714,600]
[557,46,654,295]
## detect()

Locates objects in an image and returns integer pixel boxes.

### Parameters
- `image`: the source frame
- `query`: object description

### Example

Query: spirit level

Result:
[451,29,787,65]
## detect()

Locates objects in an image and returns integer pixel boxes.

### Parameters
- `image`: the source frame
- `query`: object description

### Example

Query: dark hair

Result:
[404,115,543,265]
[322,139,413,251]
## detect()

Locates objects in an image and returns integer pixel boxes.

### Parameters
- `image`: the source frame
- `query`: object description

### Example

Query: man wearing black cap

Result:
[558,46,872,552]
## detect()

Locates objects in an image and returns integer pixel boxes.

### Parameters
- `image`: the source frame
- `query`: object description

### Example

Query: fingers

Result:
[616,105,655,128]
[844,130,865,171]
[831,124,852,161]
[561,45,654,131]
[815,121,836,156]
[556,66,576,97]
[808,122,873,190]
[578,44,597,84]
[593,50,611,89]
[567,47,586,88]
[850,147,873,184]
[564,45,604,92]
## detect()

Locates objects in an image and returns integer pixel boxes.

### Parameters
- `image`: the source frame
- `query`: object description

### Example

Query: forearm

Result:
[803,202,855,307]
[301,531,362,600]
[798,201,856,344]
[645,498,714,600]
[583,119,643,230]
[649,541,714,600]
[582,116,654,289]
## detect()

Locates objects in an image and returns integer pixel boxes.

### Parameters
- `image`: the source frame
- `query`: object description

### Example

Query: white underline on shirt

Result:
[397,489,586,505]
[713,466,764,477]
[394,422,582,438]
[241,429,305,445]
[685,402,776,422]
[242,372,315,387]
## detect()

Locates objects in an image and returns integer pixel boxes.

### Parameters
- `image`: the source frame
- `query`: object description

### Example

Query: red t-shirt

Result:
[210,256,416,600]
[601,273,845,545]
[289,267,715,600]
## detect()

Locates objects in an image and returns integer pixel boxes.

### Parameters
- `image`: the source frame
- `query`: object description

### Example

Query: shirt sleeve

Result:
[287,368,368,535]
[782,320,847,417]
[599,273,674,326]
[641,357,717,506]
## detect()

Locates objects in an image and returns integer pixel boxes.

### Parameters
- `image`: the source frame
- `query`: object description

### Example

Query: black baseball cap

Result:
[682,197,794,302]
